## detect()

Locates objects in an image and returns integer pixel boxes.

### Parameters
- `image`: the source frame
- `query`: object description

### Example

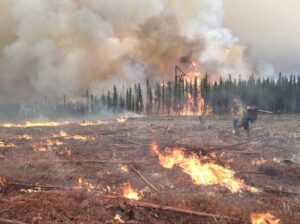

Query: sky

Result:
[223,0,300,75]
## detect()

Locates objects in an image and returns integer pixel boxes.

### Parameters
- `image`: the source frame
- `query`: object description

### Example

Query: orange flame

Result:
[116,116,128,123]
[79,120,107,126]
[1,121,69,128]
[78,178,95,192]
[0,176,7,189]
[16,134,32,140]
[0,141,16,148]
[250,213,280,224]
[251,158,267,166]
[151,142,257,193]
[121,183,140,200]
[33,139,64,152]
[53,130,94,141]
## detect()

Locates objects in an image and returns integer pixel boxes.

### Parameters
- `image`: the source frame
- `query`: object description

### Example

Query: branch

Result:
[0,218,26,224]
[125,200,239,221]
[129,165,160,193]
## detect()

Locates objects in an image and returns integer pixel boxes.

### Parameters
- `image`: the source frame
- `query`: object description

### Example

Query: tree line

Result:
[97,73,300,115]
[0,73,299,120]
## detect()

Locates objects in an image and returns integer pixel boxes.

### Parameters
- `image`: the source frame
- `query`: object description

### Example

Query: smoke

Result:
[0,0,261,102]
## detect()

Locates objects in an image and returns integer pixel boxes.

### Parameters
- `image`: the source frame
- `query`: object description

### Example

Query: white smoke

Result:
[0,0,262,102]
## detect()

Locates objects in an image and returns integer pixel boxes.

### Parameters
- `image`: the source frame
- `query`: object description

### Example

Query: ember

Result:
[121,183,141,200]
[251,213,281,224]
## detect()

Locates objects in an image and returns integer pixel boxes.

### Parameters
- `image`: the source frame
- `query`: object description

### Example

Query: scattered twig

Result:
[129,165,160,193]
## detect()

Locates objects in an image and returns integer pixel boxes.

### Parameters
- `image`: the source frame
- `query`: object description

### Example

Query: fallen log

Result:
[7,182,65,190]
[0,218,26,224]
[77,193,238,221]
[125,200,239,221]
[129,165,160,193]
[263,188,300,196]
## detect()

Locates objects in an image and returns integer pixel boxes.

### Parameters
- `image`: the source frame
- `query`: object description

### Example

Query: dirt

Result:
[0,115,299,224]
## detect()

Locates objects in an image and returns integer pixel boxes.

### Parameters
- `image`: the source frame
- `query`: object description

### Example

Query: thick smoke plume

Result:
[0,0,255,102]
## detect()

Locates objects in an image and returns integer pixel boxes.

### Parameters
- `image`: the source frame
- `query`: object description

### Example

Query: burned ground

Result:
[0,115,299,224]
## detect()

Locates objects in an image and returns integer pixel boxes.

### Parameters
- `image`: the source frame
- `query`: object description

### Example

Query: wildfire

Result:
[16,134,32,140]
[78,178,96,192]
[186,61,201,82]
[250,213,280,224]
[33,139,64,152]
[0,176,7,190]
[114,214,125,223]
[0,141,16,148]
[53,130,94,141]
[79,120,107,126]
[151,142,257,193]
[116,116,128,123]
[251,158,267,166]
[121,183,141,200]
[1,121,69,128]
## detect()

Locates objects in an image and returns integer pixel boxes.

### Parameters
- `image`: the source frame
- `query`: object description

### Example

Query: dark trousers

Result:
[242,116,251,137]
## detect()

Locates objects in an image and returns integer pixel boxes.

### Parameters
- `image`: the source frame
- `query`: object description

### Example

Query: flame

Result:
[79,120,107,126]
[0,176,7,189]
[159,61,213,116]
[53,130,94,141]
[0,141,16,148]
[16,134,32,140]
[33,139,64,152]
[114,214,125,223]
[78,178,95,192]
[121,183,140,200]
[20,187,42,194]
[116,116,128,123]
[1,120,108,128]
[151,142,257,193]
[250,213,280,224]
[186,61,202,82]
[1,121,69,128]
[251,158,267,166]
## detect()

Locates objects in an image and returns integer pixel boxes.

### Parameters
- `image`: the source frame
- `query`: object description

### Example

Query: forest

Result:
[0,73,299,120]
[86,73,300,116]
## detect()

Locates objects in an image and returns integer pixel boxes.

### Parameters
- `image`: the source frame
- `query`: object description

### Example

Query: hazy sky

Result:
[223,0,300,74]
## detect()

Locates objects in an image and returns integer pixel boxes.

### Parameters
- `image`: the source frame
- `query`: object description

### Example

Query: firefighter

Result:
[231,100,259,138]
[231,99,244,136]
[242,106,259,138]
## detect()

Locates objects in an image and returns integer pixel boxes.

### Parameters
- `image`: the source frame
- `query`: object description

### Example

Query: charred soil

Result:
[0,115,299,224]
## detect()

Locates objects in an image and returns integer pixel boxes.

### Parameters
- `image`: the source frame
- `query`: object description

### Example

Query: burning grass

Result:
[52,130,94,141]
[151,142,257,193]
[120,182,141,200]
[0,115,299,223]
[250,213,281,224]
[0,121,70,128]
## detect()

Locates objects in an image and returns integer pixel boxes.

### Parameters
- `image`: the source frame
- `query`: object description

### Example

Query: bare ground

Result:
[0,115,299,224]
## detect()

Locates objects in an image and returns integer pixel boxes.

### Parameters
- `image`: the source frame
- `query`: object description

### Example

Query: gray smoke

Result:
[0,0,264,102]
